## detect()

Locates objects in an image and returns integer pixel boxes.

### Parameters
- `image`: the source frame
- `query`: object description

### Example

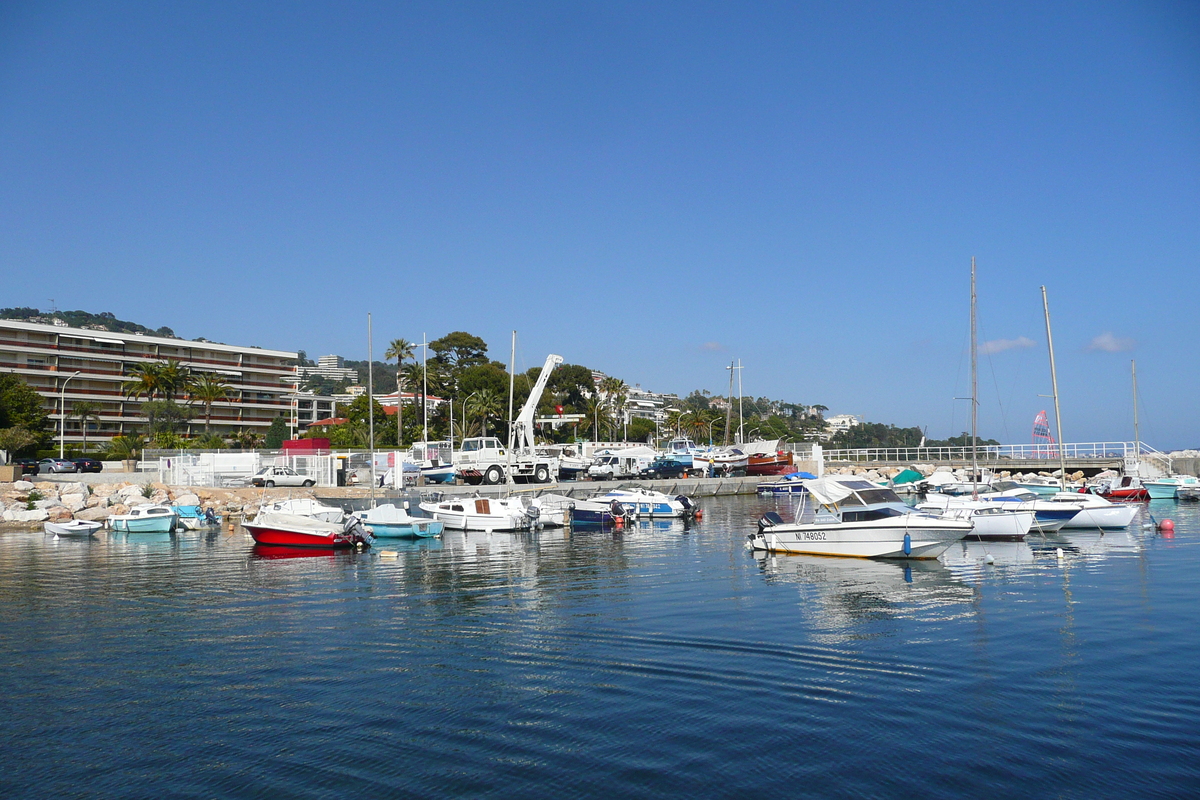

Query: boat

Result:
[1144,474,1200,500]
[925,484,1077,533]
[259,497,345,523]
[662,437,705,468]
[597,488,696,518]
[418,495,537,531]
[44,519,102,537]
[747,450,794,476]
[243,512,373,548]
[1094,475,1150,502]
[1177,486,1200,502]
[1041,491,1138,529]
[1010,476,1066,496]
[409,441,457,484]
[527,493,578,528]
[172,505,220,530]
[914,499,1036,540]
[691,447,749,476]
[353,503,443,538]
[757,471,818,495]
[748,477,971,559]
[107,504,179,533]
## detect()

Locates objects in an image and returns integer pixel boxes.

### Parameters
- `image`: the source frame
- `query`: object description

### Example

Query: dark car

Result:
[13,458,39,476]
[640,456,690,480]
[38,457,78,474]
[72,457,103,473]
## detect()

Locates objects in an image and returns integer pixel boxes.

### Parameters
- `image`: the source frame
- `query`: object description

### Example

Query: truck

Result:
[454,353,564,485]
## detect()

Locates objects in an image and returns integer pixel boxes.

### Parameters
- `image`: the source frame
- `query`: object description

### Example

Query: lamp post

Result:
[59,371,82,459]
[706,419,718,446]
[460,392,479,448]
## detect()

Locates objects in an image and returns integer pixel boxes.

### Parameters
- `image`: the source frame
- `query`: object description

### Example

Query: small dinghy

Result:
[44,519,103,537]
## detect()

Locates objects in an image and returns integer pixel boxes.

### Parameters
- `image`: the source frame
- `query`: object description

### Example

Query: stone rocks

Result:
[47,506,74,522]
[12,480,33,491]
[173,492,200,507]
[75,506,111,522]
[61,493,87,512]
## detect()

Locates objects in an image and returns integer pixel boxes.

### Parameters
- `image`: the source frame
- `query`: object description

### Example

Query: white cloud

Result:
[701,341,724,352]
[1087,332,1136,352]
[979,336,1036,355]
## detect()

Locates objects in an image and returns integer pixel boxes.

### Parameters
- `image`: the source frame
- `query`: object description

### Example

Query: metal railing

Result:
[822,441,1165,464]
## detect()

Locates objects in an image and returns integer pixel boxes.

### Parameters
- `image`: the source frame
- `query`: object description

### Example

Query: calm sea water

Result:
[2,495,1199,798]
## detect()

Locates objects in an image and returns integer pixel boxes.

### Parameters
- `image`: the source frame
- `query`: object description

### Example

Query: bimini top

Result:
[803,477,902,506]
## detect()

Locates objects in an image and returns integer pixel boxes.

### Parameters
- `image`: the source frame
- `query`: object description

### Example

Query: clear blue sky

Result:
[2,2,1197,447]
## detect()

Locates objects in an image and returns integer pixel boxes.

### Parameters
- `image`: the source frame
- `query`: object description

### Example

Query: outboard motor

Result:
[525,504,541,528]
[609,500,626,520]
[675,495,693,510]
[757,511,784,533]
[344,516,373,546]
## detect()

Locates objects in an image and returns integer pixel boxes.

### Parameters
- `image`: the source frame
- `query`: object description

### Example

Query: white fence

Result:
[151,449,337,488]
[822,441,1166,464]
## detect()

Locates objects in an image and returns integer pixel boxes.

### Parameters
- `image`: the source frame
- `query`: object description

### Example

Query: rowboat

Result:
[44,519,102,537]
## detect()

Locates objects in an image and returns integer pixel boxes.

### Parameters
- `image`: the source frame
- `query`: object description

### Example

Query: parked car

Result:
[249,465,315,488]
[72,457,103,473]
[39,457,78,474]
[13,458,39,476]
[640,456,689,480]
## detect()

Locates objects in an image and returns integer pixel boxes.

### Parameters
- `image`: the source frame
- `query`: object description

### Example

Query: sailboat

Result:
[918,259,1035,540]
[1096,360,1149,501]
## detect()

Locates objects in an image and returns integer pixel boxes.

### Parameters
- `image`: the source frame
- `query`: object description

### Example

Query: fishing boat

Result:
[1094,475,1150,502]
[748,477,971,559]
[259,497,345,523]
[410,441,457,484]
[107,504,179,533]
[662,437,705,468]
[418,495,537,531]
[244,512,373,548]
[354,503,443,538]
[44,519,102,537]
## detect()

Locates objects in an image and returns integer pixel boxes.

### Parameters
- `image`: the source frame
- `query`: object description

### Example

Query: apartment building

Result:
[0,319,298,448]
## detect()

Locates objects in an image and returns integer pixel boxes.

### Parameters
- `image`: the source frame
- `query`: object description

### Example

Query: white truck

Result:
[454,353,563,485]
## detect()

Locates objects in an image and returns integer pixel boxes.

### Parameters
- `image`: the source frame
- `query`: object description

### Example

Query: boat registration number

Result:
[801,531,827,540]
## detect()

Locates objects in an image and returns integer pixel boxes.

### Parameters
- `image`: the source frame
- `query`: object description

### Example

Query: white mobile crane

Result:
[454,353,563,485]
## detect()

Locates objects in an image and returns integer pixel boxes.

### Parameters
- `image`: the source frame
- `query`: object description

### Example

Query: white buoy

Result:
[1056,547,1064,560]
[985,554,995,564]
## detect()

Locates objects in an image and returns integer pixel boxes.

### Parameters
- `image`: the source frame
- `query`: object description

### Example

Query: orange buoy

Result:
[694,509,703,519]
[1158,519,1175,536]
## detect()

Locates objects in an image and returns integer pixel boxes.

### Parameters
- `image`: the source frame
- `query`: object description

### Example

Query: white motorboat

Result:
[691,447,749,476]
[915,499,1036,540]
[1040,492,1138,529]
[418,495,537,531]
[595,488,696,519]
[259,497,345,523]
[527,493,578,528]
[44,519,103,537]
[1144,474,1200,500]
[748,477,971,559]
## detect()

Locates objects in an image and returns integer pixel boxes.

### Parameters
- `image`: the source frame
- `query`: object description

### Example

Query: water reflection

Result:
[752,551,977,635]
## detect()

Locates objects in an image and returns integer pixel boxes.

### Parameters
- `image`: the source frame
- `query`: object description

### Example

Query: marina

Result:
[2,494,1198,797]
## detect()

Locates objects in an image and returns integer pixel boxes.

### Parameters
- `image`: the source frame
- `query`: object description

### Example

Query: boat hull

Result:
[367,520,444,538]
[749,518,970,559]
[44,520,102,537]
[109,516,177,533]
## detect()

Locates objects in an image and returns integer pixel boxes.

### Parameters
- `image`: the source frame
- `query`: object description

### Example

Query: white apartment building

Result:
[0,319,298,448]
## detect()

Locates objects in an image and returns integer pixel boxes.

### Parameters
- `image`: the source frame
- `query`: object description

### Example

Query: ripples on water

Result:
[2,496,1199,798]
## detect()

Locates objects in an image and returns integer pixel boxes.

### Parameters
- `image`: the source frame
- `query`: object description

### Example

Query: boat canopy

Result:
[891,468,924,486]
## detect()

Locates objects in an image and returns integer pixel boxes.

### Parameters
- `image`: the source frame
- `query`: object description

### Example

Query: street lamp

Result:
[460,392,479,448]
[706,419,718,446]
[59,371,82,459]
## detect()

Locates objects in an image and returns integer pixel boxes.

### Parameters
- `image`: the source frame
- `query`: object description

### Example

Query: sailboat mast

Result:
[1041,286,1068,490]
[737,358,744,444]
[1132,359,1140,475]
[970,258,978,497]
[506,331,516,485]
[724,360,734,446]
[421,332,428,443]
[368,312,376,506]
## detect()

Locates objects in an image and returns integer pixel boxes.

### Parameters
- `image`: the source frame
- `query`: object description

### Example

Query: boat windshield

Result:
[839,487,903,507]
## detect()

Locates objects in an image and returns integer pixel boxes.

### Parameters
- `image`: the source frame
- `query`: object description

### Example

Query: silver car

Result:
[39,457,78,474]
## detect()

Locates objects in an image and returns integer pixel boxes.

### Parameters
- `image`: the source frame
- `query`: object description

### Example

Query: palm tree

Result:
[189,373,231,433]
[468,389,503,439]
[599,377,627,440]
[385,338,415,446]
[157,359,193,401]
[122,362,165,401]
[401,361,426,438]
[584,395,613,442]
[71,400,102,453]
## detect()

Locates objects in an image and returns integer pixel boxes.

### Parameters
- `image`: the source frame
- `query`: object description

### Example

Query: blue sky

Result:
[2,2,1197,447]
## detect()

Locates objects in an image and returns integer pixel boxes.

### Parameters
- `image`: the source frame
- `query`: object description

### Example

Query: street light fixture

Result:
[706,419,718,446]
[460,392,479,448]
[59,371,82,459]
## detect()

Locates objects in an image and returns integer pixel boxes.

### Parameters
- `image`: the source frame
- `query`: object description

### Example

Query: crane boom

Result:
[512,353,563,453]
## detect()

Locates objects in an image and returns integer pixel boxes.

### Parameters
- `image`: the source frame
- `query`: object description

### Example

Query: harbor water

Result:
[2,496,1199,797]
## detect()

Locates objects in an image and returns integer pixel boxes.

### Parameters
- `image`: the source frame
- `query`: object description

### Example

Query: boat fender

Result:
[902,533,912,556]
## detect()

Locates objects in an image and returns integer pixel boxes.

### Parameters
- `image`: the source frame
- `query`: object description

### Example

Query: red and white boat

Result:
[243,512,372,548]
[1094,476,1150,502]
[747,450,794,476]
